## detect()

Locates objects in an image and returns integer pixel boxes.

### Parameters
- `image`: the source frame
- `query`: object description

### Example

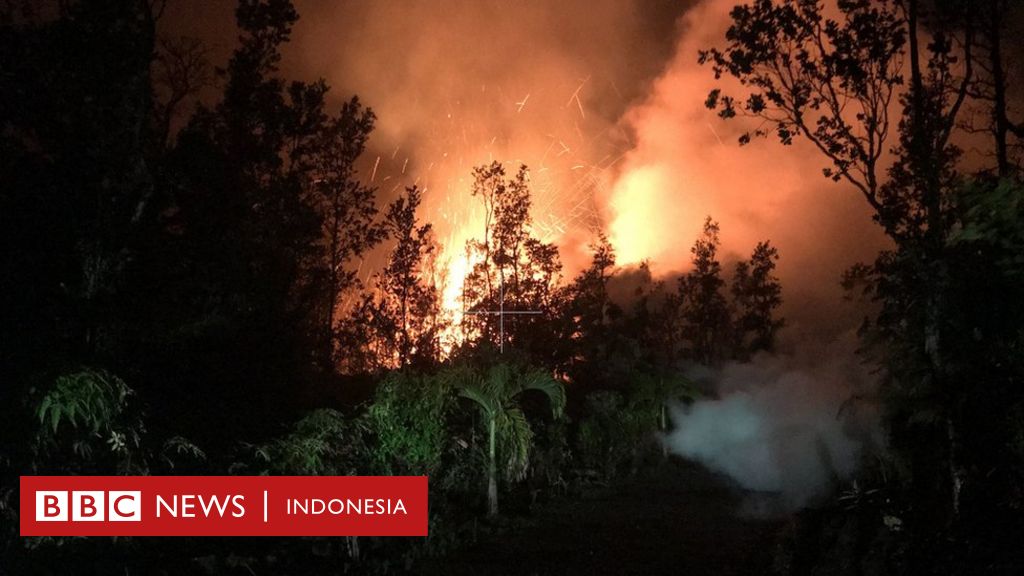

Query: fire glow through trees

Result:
[357,74,622,342]
[8,0,1024,572]
[163,0,888,340]
[272,0,888,337]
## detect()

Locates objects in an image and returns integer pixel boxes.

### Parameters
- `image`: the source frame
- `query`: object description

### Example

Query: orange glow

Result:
[429,180,489,353]
[436,227,476,352]
[608,165,672,266]
[285,0,886,336]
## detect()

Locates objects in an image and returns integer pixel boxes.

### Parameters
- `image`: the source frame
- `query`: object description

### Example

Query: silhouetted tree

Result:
[731,240,784,357]
[308,97,384,370]
[362,186,442,369]
[679,217,731,365]
[152,35,212,149]
[700,0,906,236]
[0,0,160,478]
[560,235,620,385]
[461,162,562,357]
[136,0,382,438]
[703,0,1024,568]
[962,0,1024,176]
[614,261,682,376]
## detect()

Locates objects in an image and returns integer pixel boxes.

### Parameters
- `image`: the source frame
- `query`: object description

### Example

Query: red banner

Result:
[20,476,428,536]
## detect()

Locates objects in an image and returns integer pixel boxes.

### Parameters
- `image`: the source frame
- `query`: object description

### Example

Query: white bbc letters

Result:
[35,490,141,522]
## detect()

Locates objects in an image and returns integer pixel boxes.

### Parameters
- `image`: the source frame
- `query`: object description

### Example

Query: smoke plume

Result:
[665,333,883,510]
[601,0,890,336]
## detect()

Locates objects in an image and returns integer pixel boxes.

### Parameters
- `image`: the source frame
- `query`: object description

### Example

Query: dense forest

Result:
[1,0,1023,574]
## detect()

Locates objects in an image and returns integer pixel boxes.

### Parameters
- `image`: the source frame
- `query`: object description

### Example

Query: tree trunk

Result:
[345,535,360,561]
[947,415,964,519]
[660,403,669,459]
[907,0,965,523]
[988,0,1010,177]
[487,417,499,516]
[326,209,340,368]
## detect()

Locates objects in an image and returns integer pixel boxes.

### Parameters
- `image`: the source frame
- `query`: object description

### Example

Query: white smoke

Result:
[665,333,883,510]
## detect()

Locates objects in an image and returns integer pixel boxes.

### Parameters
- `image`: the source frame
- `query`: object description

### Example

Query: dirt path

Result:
[422,459,787,576]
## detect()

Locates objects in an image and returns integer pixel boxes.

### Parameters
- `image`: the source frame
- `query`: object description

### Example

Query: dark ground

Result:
[421,458,788,576]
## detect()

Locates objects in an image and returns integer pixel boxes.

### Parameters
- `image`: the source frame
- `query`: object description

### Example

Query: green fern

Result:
[33,369,146,474]
[37,369,132,435]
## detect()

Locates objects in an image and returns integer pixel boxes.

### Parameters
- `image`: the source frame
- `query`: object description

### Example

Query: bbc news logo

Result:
[35,490,141,522]
[21,476,428,537]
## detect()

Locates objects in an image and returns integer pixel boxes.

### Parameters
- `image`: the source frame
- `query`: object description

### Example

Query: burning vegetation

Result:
[2,0,1024,574]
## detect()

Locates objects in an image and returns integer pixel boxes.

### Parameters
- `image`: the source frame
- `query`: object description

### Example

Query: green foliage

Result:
[251,408,367,476]
[578,373,697,480]
[630,372,699,432]
[34,369,145,472]
[447,362,565,515]
[951,179,1024,276]
[529,417,573,492]
[454,363,565,480]
[368,371,453,475]
[577,391,648,480]
[160,436,207,470]
[37,369,133,436]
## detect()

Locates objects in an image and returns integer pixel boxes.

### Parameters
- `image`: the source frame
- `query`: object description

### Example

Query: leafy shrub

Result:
[33,369,145,474]
[367,370,454,476]
[629,372,699,436]
[160,436,207,470]
[576,391,653,481]
[250,408,367,475]
[528,416,572,495]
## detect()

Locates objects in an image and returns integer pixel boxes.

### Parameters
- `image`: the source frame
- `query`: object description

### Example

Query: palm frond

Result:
[458,381,497,416]
[497,407,533,481]
[485,363,513,401]
[518,369,566,418]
